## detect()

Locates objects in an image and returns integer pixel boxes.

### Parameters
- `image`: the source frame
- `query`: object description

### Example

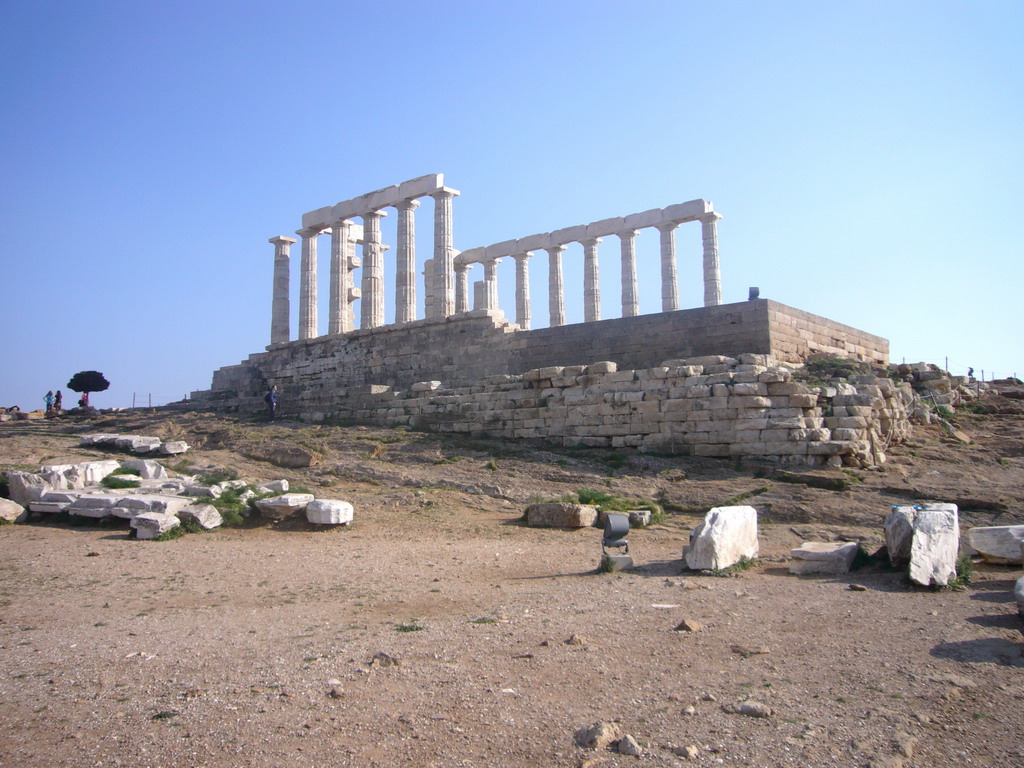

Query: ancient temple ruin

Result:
[190,175,900,467]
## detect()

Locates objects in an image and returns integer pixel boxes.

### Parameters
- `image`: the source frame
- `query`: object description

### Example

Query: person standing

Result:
[265,385,278,421]
[44,390,54,414]
[53,390,63,414]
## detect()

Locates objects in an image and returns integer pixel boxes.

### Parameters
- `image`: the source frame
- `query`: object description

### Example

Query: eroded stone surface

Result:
[306,499,354,525]
[789,541,859,575]
[131,512,180,539]
[0,498,27,523]
[967,525,1024,564]
[525,502,598,528]
[686,505,758,571]
[256,493,315,520]
[908,504,960,587]
[178,503,223,530]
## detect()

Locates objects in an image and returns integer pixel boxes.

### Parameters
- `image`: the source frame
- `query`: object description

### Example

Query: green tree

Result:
[67,371,110,403]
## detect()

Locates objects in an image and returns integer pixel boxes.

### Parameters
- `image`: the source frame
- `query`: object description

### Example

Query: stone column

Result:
[297,228,320,340]
[360,210,387,328]
[455,263,470,313]
[345,228,361,330]
[395,199,419,324]
[483,258,500,311]
[513,252,531,329]
[656,222,680,312]
[700,213,723,307]
[582,237,602,322]
[618,230,639,318]
[546,245,566,327]
[329,221,352,335]
[430,187,459,319]
[269,235,295,344]
[422,258,435,320]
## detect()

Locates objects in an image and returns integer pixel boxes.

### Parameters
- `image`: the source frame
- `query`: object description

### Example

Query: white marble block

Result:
[686,505,759,571]
[789,541,859,574]
[306,499,354,525]
[132,512,181,539]
[255,493,315,520]
[178,503,223,530]
[908,504,960,587]
[967,525,1024,564]
[883,505,918,567]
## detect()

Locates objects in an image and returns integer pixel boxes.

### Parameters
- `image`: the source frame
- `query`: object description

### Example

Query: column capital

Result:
[581,237,603,247]
[269,235,297,245]
[330,218,353,229]
[616,229,639,241]
[698,212,723,223]
[512,251,532,262]
[454,262,471,273]
[655,220,680,233]
[430,186,461,200]
[360,209,388,221]
[395,198,421,212]
[545,243,567,255]
[296,227,322,238]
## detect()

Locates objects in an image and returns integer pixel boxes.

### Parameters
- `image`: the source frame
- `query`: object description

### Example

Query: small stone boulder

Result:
[525,502,598,528]
[256,493,315,520]
[883,505,917,567]
[132,512,181,539]
[0,499,28,523]
[306,499,354,526]
[6,471,52,507]
[178,503,223,530]
[789,541,859,575]
[258,479,289,494]
[158,441,190,455]
[685,505,759,571]
[574,721,622,750]
[967,525,1024,565]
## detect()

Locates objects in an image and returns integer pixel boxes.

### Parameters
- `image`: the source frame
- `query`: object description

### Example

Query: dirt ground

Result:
[1,398,1023,768]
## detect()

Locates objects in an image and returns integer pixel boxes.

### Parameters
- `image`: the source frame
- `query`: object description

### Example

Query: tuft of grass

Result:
[395,622,424,633]
[945,554,974,590]
[709,556,758,577]
[433,455,465,465]
[723,486,771,506]
[101,475,140,489]
[469,616,498,625]
[150,526,187,542]
[484,459,499,471]
[598,553,622,573]
[196,468,238,485]
[110,467,141,476]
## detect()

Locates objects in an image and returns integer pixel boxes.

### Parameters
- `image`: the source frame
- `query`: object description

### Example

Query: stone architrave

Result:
[657,222,679,312]
[618,230,639,318]
[700,213,722,307]
[269,236,295,344]
[685,506,759,571]
[395,199,420,323]
[513,252,531,329]
[306,499,354,525]
[360,210,388,329]
[329,220,354,335]
[908,503,960,587]
[966,525,1024,564]
[430,187,459,319]
[525,502,598,528]
[132,512,180,540]
[255,493,315,520]
[297,227,321,339]
[546,245,566,327]
[788,541,859,574]
[582,237,602,322]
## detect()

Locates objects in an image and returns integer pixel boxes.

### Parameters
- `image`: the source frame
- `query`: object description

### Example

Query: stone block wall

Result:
[189,354,911,468]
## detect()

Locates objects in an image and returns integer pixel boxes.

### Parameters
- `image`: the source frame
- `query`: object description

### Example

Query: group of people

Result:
[43,390,89,416]
[43,390,64,415]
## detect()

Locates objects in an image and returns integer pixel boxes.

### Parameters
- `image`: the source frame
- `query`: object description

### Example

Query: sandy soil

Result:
[1,399,1023,768]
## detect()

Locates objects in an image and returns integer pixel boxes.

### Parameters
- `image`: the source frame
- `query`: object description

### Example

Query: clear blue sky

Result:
[1,0,1021,409]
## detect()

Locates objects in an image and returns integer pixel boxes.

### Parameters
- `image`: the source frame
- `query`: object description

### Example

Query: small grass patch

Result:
[469,616,498,625]
[395,622,425,633]
[196,468,239,485]
[110,467,141,477]
[945,553,973,590]
[101,475,141,489]
[433,455,465,465]
[151,526,187,542]
[598,553,623,573]
[723,486,771,506]
[709,556,758,577]
[484,459,499,471]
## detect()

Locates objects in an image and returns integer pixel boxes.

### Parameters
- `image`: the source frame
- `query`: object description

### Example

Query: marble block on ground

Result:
[525,502,598,528]
[132,512,180,539]
[306,499,354,525]
[122,459,167,480]
[68,494,118,518]
[909,504,960,587]
[789,541,859,574]
[967,525,1024,565]
[0,498,27,523]
[256,493,315,520]
[686,505,759,571]
[178,503,223,530]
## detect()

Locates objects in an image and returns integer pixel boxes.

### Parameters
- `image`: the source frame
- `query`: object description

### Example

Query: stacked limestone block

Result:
[321,353,912,468]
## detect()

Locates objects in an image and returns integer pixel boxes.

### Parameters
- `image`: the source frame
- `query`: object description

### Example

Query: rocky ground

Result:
[1,392,1023,768]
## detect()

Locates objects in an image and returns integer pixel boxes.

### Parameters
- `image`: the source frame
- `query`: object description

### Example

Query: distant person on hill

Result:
[967,367,974,379]
[265,385,278,421]
[44,391,54,414]
[53,390,63,414]
[78,391,89,408]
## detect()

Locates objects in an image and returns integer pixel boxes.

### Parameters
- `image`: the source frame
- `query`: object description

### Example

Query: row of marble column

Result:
[269,188,459,344]
[457,212,722,331]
